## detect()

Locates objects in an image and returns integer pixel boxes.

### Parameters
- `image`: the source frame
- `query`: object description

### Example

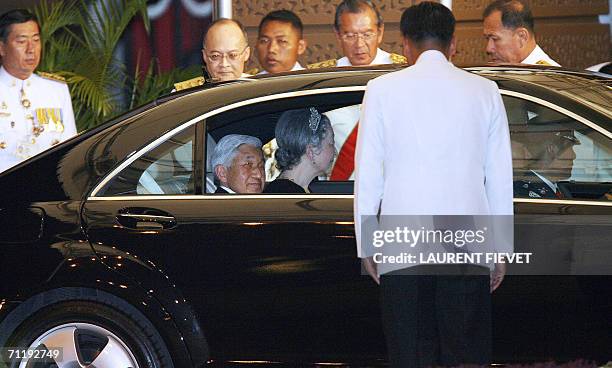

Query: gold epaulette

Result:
[390,53,407,64]
[173,76,204,92]
[535,60,552,66]
[245,67,260,75]
[37,71,66,83]
[307,59,338,69]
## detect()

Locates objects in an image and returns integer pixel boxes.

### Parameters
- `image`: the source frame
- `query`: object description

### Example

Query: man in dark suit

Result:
[211,134,265,194]
[512,123,580,199]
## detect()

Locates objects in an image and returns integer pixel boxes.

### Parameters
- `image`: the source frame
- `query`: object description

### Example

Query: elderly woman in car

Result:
[264,108,336,193]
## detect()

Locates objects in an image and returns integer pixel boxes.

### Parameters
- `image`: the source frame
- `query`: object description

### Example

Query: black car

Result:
[0,65,611,368]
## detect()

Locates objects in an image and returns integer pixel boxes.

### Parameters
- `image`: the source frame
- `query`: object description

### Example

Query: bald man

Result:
[174,19,251,91]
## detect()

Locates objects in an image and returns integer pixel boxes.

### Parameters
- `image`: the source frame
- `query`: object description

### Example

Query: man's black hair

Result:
[483,0,534,34]
[334,0,383,31]
[400,2,455,49]
[0,9,38,42]
[258,10,303,38]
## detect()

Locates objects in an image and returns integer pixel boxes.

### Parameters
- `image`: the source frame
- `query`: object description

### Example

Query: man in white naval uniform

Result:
[483,0,560,66]
[0,9,76,173]
[256,10,306,75]
[354,2,513,367]
[308,0,407,180]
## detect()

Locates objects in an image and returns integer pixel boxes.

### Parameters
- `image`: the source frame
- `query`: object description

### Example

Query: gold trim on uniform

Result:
[36,71,67,83]
[307,59,338,69]
[173,76,204,91]
[245,67,260,75]
[0,142,6,149]
[535,60,552,66]
[389,53,407,64]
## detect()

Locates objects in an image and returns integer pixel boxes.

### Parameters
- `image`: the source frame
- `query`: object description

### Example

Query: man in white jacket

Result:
[354,2,513,367]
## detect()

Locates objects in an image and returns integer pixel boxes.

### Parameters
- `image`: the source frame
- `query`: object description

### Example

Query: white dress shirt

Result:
[0,66,77,172]
[354,50,513,265]
[521,45,560,66]
[257,62,304,75]
[337,48,393,67]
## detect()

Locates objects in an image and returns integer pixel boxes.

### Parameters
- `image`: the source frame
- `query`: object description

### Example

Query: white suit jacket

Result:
[354,50,513,259]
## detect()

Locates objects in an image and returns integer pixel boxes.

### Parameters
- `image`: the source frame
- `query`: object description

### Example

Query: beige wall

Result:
[234,0,611,70]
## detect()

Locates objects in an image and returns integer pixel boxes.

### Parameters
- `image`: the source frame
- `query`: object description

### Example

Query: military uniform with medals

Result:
[0,66,77,172]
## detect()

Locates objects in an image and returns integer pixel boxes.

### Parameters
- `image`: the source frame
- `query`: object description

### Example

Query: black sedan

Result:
[0,65,611,368]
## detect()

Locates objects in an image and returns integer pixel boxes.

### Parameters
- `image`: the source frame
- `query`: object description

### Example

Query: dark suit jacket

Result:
[215,186,229,194]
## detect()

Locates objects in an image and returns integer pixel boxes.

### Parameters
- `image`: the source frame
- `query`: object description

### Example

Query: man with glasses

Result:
[309,0,407,181]
[174,19,250,91]
[309,0,406,69]
[256,10,307,75]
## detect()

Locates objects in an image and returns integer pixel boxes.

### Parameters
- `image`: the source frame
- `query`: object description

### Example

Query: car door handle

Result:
[116,208,177,230]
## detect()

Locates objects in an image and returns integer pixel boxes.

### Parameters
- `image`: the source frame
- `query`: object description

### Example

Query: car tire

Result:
[6,300,174,368]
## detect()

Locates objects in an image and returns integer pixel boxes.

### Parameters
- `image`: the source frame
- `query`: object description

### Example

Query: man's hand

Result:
[362,256,380,285]
[490,262,506,293]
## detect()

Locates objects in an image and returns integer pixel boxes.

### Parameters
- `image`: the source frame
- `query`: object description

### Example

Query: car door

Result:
[492,91,612,362]
[82,87,386,365]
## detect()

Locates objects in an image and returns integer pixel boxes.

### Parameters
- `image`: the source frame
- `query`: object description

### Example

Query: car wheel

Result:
[6,300,174,368]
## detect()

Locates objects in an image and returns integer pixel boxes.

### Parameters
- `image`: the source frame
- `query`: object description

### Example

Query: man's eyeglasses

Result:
[339,31,377,43]
[204,46,248,63]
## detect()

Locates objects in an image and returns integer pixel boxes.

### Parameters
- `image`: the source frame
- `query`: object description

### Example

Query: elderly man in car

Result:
[211,134,265,194]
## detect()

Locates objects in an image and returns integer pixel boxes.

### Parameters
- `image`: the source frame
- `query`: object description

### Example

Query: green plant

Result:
[33,0,194,131]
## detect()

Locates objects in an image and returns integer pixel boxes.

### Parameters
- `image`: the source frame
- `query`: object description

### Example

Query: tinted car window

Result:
[205,91,364,194]
[98,125,196,196]
[504,95,612,200]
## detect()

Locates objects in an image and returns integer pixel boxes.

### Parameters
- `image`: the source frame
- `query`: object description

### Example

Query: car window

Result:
[504,95,612,200]
[205,91,364,194]
[98,125,195,196]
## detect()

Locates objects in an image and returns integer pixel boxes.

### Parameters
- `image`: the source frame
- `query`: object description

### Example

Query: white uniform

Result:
[327,49,403,180]
[0,66,77,172]
[521,44,560,66]
[336,48,394,67]
[257,62,304,75]
[354,50,513,270]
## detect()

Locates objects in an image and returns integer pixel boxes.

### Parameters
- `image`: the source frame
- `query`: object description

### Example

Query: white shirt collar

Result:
[531,170,557,192]
[257,62,304,75]
[220,185,236,194]
[0,66,36,89]
[521,45,560,66]
[336,48,391,67]
[414,49,450,65]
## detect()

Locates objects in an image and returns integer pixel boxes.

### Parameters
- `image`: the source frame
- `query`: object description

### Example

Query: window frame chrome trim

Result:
[501,90,612,139]
[89,86,366,197]
[85,194,612,207]
[89,86,611,199]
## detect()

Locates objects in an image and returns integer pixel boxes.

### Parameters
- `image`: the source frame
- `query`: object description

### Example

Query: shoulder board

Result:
[307,59,338,69]
[36,71,66,83]
[390,53,407,64]
[173,76,204,91]
[245,67,260,75]
[535,60,552,66]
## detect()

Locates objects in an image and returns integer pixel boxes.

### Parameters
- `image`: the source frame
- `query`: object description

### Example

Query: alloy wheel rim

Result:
[18,322,139,368]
